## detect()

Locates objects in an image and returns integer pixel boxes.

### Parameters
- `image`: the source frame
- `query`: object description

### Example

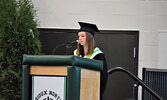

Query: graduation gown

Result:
[93,53,108,100]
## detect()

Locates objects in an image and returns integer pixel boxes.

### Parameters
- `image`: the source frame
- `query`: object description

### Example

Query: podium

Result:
[22,55,103,100]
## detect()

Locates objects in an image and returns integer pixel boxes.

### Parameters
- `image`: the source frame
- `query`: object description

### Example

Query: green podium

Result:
[22,55,103,100]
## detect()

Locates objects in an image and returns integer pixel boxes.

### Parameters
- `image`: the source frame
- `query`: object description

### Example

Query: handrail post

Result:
[133,82,139,100]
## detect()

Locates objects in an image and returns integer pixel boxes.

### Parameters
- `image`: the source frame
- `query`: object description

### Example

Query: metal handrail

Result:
[108,67,163,100]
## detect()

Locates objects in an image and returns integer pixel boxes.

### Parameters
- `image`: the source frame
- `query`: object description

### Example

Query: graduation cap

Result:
[78,22,99,36]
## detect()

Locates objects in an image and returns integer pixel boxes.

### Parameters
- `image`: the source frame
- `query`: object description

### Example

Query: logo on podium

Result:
[32,76,66,100]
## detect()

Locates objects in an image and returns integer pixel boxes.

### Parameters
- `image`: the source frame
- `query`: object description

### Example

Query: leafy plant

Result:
[0,0,41,99]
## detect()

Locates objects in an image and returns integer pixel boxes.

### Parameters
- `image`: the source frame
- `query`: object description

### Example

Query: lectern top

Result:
[23,54,103,71]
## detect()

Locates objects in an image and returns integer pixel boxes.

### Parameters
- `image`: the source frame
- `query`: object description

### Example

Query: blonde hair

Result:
[76,32,95,56]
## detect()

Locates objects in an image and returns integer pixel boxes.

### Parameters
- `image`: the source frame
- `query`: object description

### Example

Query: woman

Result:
[74,22,108,100]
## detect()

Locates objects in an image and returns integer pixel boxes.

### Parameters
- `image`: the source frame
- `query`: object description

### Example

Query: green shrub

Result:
[0,0,41,99]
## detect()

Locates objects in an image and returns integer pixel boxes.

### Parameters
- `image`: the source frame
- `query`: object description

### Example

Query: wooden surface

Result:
[80,68,100,100]
[30,66,67,76]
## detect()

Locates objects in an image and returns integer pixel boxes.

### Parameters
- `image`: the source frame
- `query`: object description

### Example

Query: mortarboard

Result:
[78,22,99,36]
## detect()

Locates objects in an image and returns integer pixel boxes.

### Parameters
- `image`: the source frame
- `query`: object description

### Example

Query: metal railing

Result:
[108,67,163,100]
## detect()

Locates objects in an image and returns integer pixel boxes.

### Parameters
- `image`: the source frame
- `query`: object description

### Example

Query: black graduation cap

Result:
[78,22,99,36]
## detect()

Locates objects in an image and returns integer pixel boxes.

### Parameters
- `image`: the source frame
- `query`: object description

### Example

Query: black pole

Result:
[108,67,163,100]
[133,83,139,100]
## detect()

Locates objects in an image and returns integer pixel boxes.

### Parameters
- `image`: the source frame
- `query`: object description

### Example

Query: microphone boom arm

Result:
[52,40,79,54]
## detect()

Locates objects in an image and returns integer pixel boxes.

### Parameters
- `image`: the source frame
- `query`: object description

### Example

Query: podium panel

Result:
[32,76,66,100]
[30,66,67,100]
[80,68,100,100]
[22,55,103,100]
[30,66,67,76]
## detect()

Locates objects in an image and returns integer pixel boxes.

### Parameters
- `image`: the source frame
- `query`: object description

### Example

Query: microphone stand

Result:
[52,42,68,55]
[52,41,77,55]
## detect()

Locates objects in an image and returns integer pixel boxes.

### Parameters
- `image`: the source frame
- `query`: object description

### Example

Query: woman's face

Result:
[78,31,87,46]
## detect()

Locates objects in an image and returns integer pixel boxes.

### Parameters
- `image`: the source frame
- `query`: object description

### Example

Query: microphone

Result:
[66,40,80,48]
[68,40,80,45]
[52,40,80,54]
[76,40,80,44]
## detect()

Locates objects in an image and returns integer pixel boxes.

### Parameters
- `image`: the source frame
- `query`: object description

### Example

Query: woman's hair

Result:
[76,32,95,56]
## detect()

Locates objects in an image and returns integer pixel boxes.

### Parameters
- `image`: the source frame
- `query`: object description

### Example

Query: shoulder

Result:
[93,53,105,60]
[94,47,102,53]
[91,47,103,59]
